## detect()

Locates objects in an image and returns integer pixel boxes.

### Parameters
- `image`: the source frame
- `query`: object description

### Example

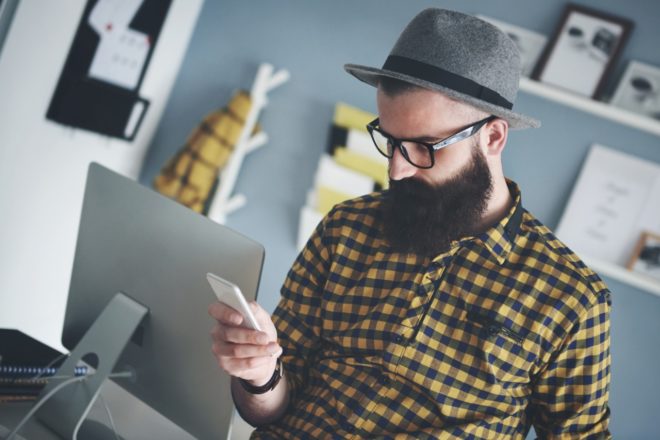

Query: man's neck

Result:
[478,176,513,232]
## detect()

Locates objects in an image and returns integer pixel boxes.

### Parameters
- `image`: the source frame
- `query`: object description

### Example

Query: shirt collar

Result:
[473,179,523,265]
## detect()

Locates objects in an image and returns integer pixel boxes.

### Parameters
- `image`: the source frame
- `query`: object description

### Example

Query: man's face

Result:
[376,87,494,256]
[376,86,490,185]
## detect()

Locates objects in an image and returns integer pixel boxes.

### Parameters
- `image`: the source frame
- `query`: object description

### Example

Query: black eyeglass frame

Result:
[366,115,496,169]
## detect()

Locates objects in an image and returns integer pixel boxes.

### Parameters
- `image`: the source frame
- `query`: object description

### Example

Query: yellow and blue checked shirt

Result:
[254,182,611,439]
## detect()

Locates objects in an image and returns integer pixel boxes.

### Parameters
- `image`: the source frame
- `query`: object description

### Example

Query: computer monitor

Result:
[35,163,265,439]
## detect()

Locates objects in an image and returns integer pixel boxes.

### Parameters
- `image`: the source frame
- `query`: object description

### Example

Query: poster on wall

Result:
[556,144,660,267]
[46,0,171,141]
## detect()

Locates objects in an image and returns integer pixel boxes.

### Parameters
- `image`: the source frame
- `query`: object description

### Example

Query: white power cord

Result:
[98,393,121,440]
[5,374,86,440]
[29,353,69,381]
[5,371,133,440]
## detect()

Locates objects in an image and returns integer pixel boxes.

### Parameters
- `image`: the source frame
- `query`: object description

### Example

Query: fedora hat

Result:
[345,8,540,129]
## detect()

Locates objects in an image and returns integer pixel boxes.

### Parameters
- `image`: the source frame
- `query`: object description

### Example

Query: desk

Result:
[0,381,195,439]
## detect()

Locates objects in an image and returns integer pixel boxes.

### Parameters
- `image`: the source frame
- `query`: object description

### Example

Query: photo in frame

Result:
[627,231,660,280]
[610,61,660,120]
[477,15,548,77]
[532,4,633,99]
[556,144,660,267]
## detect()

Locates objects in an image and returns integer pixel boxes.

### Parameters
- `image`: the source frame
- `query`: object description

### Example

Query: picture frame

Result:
[627,231,660,280]
[532,4,633,99]
[610,60,660,120]
[477,15,548,77]
[555,144,660,268]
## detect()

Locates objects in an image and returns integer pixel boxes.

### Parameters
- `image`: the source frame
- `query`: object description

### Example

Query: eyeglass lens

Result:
[369,130,434,168]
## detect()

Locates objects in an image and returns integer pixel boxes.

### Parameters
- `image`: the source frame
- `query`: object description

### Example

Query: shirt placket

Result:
[347,257,450,437]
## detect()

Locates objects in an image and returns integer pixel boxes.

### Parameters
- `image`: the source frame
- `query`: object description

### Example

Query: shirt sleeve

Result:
[530,290,612,439]
[271,210,335,398]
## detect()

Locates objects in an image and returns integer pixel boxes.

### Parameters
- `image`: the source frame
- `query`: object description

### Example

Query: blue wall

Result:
[140,1,660,437]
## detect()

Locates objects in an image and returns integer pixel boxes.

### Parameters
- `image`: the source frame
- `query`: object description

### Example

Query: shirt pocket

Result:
[466,310,533,387]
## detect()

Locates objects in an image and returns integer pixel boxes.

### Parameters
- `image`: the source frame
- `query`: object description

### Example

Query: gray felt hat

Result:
[345,8,540,129]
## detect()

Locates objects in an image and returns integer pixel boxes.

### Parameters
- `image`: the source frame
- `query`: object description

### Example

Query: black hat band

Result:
[382,55,514,110]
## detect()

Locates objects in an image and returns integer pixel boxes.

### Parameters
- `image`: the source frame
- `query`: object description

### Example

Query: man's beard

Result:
[380,145,493,257]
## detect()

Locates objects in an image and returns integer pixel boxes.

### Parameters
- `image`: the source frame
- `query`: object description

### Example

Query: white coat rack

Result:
[207,63,289,224]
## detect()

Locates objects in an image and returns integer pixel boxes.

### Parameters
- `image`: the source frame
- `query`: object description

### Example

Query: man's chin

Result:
[380,150,493,257]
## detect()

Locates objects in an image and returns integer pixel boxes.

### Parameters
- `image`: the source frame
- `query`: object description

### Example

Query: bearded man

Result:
[209,8,612,439]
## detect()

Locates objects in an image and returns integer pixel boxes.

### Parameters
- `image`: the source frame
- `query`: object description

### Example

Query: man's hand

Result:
[209,301,282,386]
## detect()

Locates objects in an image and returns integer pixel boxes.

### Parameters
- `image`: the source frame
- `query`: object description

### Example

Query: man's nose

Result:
[388,146,417,181]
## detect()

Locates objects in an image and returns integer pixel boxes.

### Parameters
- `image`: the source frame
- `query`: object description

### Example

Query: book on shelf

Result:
[0,328,76,402]
[298,102,387,249]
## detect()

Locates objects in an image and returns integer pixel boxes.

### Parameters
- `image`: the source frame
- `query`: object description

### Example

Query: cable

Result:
[99,372,134,440]
[5,375,87,440]
[30,353,69,381]
[98,394,121,440]
[5,371,133,440]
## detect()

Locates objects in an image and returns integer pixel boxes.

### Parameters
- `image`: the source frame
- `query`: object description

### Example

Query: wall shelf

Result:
[519,78,660,297]
[584,255,660,298]
[519,77,660,137]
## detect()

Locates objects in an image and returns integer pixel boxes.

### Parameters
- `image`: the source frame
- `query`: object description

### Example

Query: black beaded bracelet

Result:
[239,357,283,394]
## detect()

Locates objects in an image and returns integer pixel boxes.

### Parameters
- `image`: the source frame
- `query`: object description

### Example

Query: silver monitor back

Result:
[62,162,264,439]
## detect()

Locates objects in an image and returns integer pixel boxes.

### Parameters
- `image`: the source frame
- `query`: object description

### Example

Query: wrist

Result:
[239,357,283,394]
[247,356,279,386]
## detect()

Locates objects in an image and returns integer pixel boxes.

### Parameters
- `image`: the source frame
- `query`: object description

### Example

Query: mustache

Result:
[387,175,472,206]
[387,178,430,197]
[380,148,493,256]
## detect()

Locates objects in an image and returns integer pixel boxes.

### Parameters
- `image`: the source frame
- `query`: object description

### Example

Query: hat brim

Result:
[344,63,540,130]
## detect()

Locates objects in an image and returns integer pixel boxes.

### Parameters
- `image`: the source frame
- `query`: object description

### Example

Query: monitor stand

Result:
[77,419,125,440]
[34,292,148,440]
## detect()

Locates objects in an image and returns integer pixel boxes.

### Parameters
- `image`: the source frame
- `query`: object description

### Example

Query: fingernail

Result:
[270,345,282,357]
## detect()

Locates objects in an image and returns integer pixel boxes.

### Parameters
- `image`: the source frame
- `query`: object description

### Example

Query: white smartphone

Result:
[207,272,262,331]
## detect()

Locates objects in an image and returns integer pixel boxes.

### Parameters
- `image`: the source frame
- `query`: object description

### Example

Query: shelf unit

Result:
[585,256,660,297]
[519,77,660,137]
[520,78,660,297]
[206,63,290,224]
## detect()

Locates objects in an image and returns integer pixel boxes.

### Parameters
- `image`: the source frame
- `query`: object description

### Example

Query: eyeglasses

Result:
[366,115,496,169]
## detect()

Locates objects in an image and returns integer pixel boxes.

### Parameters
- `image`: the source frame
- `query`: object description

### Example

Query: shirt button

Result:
[394,334,404,343]
[487,324,499,336]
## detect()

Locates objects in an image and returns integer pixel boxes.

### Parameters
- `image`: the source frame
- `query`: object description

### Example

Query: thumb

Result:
[249,301,277,339]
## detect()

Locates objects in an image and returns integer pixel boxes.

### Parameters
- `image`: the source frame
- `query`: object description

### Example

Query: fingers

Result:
[210,330,282,382]
[208,301,244,326]
[208,300,282,382]
[248,301,278,337]
[212,340,281,358]
[211,323,270,345]
[211,326,281,357]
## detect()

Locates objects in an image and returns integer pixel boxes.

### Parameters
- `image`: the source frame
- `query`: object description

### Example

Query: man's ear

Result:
[481,118,508,156]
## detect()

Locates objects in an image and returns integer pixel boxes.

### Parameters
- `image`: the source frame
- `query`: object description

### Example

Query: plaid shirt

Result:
[253,182,611,439]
